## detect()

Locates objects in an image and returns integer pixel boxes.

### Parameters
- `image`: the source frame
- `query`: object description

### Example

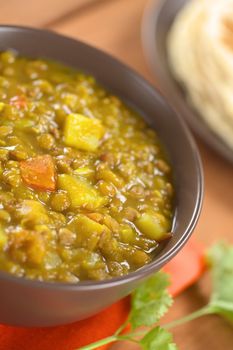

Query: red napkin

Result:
[0,240,204,350]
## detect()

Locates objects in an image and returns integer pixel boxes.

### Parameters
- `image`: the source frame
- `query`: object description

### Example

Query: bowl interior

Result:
[142,0,233,164]
[0,25,203,286]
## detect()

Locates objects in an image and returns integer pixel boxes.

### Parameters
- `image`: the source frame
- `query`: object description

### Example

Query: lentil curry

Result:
[0,51,173,283]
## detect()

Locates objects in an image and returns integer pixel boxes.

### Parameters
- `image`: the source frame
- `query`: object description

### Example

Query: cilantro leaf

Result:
[206,242,233,323]
[130,272,172,329]
[140,327,178,350]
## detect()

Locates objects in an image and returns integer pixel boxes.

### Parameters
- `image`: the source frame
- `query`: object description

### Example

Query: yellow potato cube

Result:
[135,213,170,241]
[64,113,105,151]
[58,174,107,210]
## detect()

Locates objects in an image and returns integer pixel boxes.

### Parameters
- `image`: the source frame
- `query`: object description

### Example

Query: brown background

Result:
[0,0,232,349]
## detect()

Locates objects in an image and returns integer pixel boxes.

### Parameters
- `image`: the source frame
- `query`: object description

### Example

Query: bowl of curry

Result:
[0,26,203,326]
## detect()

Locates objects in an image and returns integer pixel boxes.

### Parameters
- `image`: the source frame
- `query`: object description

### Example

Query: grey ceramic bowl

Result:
[0,25,203,327]
[142,0,233,164]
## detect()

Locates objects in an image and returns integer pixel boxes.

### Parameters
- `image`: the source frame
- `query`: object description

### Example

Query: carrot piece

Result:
[164,239,205,297]
[20,155,56,191]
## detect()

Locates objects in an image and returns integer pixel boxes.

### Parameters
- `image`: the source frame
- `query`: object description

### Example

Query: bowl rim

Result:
[0,24,204,291]
[141,0,233,165]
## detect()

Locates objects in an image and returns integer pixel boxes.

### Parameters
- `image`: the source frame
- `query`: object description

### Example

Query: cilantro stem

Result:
[209,300,233,312]
[78,331,142,350]
[114,319,129,336]
[78,335,118,350]
[164,306,212,330]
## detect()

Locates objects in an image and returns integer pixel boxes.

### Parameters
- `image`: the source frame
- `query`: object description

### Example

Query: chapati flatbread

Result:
[167,0,233,150]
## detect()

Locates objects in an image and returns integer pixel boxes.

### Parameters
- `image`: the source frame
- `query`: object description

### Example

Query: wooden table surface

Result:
[1,0,233,349]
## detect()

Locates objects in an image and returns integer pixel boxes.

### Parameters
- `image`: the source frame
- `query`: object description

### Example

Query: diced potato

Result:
[73,214,107,235]
[20,155,56,191]
[16,200,50,227]
[68,214,109,250]
[135,213,170,241]
[64,113,105,151]
[58,174,107,210]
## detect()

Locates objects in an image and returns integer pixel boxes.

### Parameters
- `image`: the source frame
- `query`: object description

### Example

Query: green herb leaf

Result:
[130,272,172,329]
[140,327,178,350]
[206,242,233,323]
